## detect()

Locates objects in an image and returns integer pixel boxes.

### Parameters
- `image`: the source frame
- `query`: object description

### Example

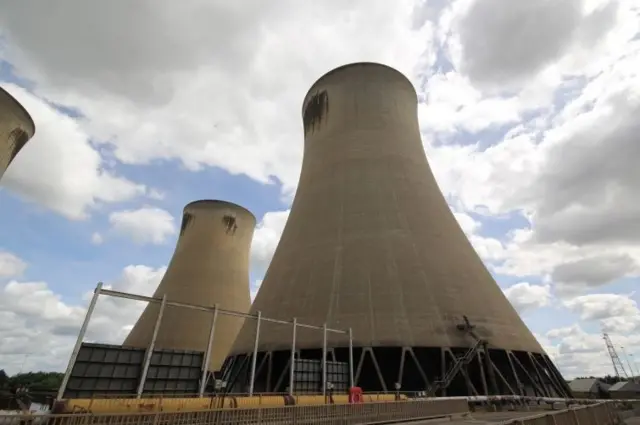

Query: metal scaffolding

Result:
[56,282,354,400]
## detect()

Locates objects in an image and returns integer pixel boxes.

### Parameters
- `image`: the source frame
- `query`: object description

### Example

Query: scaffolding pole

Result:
[56,282,103,401]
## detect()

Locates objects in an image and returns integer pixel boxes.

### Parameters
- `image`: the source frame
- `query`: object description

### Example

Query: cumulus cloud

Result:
[417,73,523,135]
[601,315,640,334]
[551,254,638,293]
[563,293,639,321]
[427,11,640,299]
[250,210,290,272]
[453,211,479,235]
[457,0,618,89]
[503,282,552,312]
[0,0,432,196]
[0,250,26,278]
[544,323,640,378]
[0,263,166,375]
[108,207,177,245]
[532,94,640,246]
[0,84,150,219]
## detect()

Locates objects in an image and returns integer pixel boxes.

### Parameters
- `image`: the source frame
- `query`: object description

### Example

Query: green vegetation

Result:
[0,370,64,392]
[574,375,628,385]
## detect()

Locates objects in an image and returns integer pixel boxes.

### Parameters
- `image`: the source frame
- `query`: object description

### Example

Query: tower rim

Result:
[301,62,416,115]
[0,86,36,137]
[184,199,256,220]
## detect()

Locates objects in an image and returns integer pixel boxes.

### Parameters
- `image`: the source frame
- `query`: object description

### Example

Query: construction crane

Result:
[620,346,638,382]
[603,333,628,379]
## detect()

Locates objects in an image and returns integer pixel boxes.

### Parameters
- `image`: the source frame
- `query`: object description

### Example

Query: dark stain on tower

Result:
[1,87,36,181]
[303,90,329,135]
[8,128,29,162]
[180,212,194,236]
[223,214,238,235]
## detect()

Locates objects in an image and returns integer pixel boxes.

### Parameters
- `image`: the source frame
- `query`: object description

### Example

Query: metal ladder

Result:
[426,338,483,396]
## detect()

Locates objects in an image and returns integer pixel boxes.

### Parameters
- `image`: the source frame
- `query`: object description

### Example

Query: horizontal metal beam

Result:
[420,395,640,404]
[99,288,347,334]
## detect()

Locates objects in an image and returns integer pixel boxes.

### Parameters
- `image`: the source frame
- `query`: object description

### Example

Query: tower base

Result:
[222,346,572,398]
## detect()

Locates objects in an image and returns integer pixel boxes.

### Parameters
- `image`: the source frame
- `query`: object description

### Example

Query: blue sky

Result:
[0,0,639,379]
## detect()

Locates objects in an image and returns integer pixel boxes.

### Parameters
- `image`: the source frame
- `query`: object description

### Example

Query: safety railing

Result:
[496,401,621,425]
[0,398,469,425]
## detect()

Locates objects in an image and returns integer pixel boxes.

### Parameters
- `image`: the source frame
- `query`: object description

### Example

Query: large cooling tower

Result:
[225,63,571,398]
[0,87,35,180]
[124,200,256,372]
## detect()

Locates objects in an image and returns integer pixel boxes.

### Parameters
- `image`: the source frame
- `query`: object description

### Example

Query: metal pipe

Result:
[99,288,346,333]
[348,327,354,388]
[199,304,219,397]
[248,311,262,396]
[56,282,103,401]
[322,322,328,397]
[137,294,167,398]
[289,318,297,396]
[414,395,638,403]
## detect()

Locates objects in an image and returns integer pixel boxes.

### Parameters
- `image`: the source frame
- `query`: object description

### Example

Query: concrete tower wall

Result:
[0,87,35,180]
[124,200,256,372]
[231,63,542,355]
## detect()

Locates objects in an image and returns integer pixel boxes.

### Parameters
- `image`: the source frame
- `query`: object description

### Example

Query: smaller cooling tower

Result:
[124,200,256,372]
[0,86,35,180]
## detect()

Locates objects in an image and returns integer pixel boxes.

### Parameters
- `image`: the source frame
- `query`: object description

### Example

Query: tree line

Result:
[574,374,629,385]
[0,370,64,393]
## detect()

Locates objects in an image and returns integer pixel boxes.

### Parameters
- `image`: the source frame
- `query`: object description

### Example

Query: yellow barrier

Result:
[2,399,470,425]
[236,395,286,408]
[58,392,409,414]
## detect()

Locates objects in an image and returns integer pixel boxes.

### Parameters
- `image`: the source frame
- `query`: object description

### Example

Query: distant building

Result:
[569,378,610,399]
[609,380,640,399]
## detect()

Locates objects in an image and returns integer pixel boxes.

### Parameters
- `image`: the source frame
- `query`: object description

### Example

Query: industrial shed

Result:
[568,378,610,399]
[609,380,640,399]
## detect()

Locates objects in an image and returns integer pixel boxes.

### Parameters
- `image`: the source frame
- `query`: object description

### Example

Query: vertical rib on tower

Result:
[124,200,256,372]
[0,87,35,181]
[226,63,571,397]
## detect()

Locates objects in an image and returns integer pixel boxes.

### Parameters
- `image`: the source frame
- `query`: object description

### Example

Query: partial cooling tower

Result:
[225,63,571,397]
[124,200,256,372]
[0,86,35,180]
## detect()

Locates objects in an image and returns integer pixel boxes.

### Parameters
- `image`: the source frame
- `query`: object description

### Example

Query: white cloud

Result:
[453,210,479,234]
[250,280,262,303]
[418,72,523,134]
[250,210,290,272]
[601,315,640,334]
[0,84,151,219]
[0,0,433,196]
[0,251,26,278]
[108,207,176,245]
[563,293,639,321]
[503,282,552,312]
[91,232,103,245]
[544,323,640,378]
[0,263,166,375]
[456,0,618,89]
